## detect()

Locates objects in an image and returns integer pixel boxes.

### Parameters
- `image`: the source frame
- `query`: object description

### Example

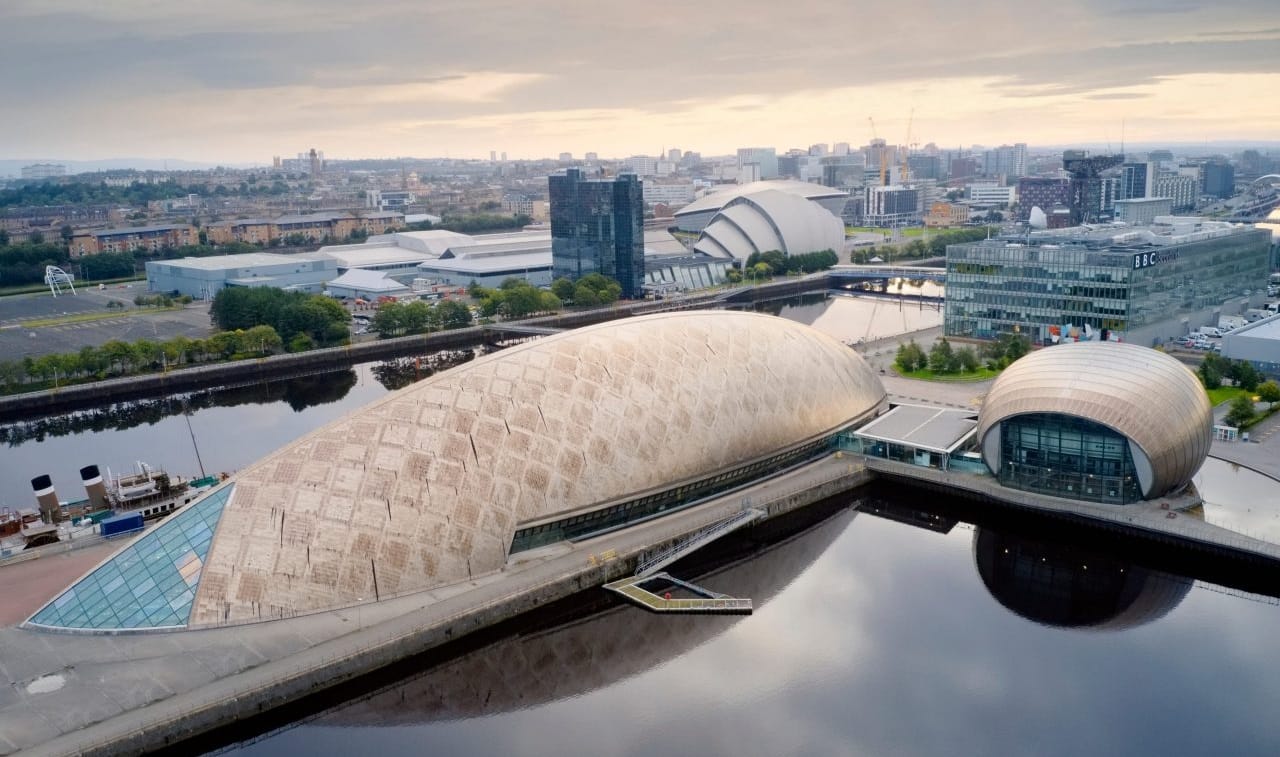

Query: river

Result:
[2,293,1279,756]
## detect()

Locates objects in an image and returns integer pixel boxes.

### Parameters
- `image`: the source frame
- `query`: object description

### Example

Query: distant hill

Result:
[0,158,259,178]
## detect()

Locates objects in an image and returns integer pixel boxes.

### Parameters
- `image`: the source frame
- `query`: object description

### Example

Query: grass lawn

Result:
[1205,385,1251,405]
[898,365,1001,382]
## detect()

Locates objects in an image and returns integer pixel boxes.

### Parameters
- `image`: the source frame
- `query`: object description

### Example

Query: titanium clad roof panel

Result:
[189,311,886,626]
[976,342,1212,498]
[691,190,845,264]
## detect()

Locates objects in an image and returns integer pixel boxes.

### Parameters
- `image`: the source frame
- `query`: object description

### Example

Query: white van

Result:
[1199,326,1224,338]
[1266,302,1280,314]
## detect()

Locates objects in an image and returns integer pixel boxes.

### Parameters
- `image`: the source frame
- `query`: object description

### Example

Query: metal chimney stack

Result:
[80,465,109,511]
[31,475,62,524]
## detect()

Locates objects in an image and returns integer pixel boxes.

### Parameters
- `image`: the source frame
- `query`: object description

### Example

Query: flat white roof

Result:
[155,253,330,270]
[1228,312,1280,340]
[328,269,410,291]
[419,251,551,274]
[319,246,434,268]
[854,403,978,454]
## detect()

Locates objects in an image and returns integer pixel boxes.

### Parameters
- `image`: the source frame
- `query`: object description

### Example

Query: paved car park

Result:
[0,287,214,361]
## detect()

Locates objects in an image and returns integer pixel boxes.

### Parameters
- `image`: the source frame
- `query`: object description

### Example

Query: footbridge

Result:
[829,265,946,283]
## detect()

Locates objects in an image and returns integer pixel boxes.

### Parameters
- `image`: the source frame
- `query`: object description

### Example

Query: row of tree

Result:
[0,180,200,209]
[369,299,473,337]
[550,273,622,306]
[895,333,1031,374]
[851,226,994,265]
[210,287,350,351]
[0,326,284,393]
[1198,352,1265,391]
[743,250,840,277]
[1225,383,1280,428]
[470,278,564,319]
[401,213,533,234]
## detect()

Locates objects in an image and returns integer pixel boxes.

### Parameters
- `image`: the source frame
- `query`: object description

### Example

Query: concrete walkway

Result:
[0,456,867,756]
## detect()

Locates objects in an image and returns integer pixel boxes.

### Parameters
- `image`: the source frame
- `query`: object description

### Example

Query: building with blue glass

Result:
[550,168,645,298]
[945,219,1270,346]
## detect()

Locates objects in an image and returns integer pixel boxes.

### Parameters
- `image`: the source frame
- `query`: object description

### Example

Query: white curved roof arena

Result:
[28,311,886,631]
[693,190,846,263]
[674,180,848,232]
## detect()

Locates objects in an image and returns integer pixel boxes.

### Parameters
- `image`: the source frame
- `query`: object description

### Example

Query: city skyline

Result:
[0,1,1277,162]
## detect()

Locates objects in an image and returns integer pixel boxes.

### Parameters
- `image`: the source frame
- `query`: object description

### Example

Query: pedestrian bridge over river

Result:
[829,265,946,283]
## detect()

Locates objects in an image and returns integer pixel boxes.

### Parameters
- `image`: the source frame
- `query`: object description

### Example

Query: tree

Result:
[1226,395,1256,428]
[895,340,926,372]
[435,299,473,330]
[956,346,980,373]
[928,338,954,373]
[1198,360,1222,390]
[551,277,575,302]
[1257,380,1280,408]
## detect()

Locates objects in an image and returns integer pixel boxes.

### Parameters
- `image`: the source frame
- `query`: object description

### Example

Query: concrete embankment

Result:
[9,457,867,756]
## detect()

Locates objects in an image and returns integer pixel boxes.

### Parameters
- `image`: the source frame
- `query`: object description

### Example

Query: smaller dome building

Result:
[976,341,1212,505]
[692,190,845,265]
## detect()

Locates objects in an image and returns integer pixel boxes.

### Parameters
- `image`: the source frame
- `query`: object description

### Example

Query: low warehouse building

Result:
[1222,313,1280,377]
[145,253,338,299]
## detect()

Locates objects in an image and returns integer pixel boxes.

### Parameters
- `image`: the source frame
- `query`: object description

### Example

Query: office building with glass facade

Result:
[977,341,1212,505]
[945,220,1270,346]
[550,168,645,298]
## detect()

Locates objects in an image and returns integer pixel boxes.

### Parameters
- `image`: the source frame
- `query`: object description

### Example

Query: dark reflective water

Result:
[5,297,1280,755]
[224,488,1280,757]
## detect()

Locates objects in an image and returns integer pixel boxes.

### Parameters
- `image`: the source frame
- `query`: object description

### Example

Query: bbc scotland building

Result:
[944,219,1270,346]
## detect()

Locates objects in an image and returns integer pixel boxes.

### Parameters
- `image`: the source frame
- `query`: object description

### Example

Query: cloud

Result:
[1085,93,1154,101]
[0,0,1277,158]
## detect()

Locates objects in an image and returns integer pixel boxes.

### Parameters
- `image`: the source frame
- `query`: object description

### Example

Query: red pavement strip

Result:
[0,541,118,627]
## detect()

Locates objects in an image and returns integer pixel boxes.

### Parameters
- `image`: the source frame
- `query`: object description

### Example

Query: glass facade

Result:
[996,414,1142,504]
[28,484,233,630]
[509,436,834,554]
[549,168,645,298]
[944,228,1270,343]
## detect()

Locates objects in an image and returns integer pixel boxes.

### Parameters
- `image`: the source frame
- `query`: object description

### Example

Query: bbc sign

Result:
[1133,251,1178,270]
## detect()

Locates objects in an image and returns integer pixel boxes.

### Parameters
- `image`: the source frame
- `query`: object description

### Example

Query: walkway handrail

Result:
[636,507,764,577]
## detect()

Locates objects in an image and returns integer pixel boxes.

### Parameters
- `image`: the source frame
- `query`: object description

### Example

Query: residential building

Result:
[624,156,659,177]
[642,181,696,207]
[1152,175,1198,211]
[1114,197,1174,226]
[944,220,1270,346]
[549,168,645,298]
[982,144,1027,178]
[863,185,921,227]
[502,193,549,221]
[736,148,779,180]
[1119,162,1155,200]
[1203,161,1235,198]
[21,164,66,180]
[69,224,197,257]
[205,218,275,246]
[366,189,416,210]
[1016,177,1071,220]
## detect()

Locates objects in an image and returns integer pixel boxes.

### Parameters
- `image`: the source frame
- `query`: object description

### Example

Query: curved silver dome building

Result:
[977,341,1212,504]
[673,179,848,233]
[692,190,846,265]
[28,311,886,632]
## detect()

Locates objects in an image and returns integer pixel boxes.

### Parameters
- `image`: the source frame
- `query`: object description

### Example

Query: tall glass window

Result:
[28,484,234,631]
[998,414,1142,504]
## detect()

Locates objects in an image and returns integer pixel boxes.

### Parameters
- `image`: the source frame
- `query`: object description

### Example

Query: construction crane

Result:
[900,108,915,184]
[867,116,887,186]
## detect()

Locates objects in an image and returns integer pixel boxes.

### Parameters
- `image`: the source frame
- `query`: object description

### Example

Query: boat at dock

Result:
[0,463,223,555]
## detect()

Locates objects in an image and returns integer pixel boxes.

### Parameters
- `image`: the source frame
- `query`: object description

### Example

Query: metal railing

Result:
[636,507,764,577]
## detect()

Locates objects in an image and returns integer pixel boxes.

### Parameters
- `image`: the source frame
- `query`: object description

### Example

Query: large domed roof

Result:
[977,341,1212,499]
[692,190,845,264]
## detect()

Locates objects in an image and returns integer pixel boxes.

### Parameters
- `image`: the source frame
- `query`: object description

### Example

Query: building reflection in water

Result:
[318,507,857,728]
[972,526,1193,631]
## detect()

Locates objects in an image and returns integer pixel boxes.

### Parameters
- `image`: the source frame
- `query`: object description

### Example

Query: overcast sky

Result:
[1,0,1277,162]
